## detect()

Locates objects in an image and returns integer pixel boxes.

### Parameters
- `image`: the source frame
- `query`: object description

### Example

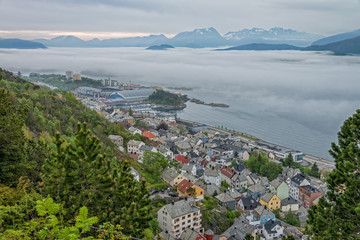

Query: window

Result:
[188,214,191,218]
[182,216,185,220]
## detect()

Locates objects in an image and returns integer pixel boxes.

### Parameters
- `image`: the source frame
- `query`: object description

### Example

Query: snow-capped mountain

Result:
[224,27,323,47]
[166,27,227,48]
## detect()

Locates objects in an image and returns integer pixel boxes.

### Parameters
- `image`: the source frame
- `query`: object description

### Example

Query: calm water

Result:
[1,47,360,159]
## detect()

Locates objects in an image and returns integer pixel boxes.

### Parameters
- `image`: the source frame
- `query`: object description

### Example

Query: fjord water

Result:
[1,47,360,159]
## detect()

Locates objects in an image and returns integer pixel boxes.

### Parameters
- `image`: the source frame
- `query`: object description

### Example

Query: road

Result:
[303,154,335,171]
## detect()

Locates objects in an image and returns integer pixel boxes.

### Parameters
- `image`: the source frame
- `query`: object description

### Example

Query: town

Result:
[70,74,333,240]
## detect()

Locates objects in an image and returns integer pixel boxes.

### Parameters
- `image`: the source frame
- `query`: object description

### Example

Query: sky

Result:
[0,0,360,39]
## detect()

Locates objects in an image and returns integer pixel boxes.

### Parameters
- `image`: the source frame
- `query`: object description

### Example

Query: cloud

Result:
[1,0,360,38]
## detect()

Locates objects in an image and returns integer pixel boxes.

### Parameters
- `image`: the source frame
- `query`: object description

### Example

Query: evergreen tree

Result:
[306,110,360,239]
[311,162,319,172]
[41,123,152,238]
[0,89,28,185]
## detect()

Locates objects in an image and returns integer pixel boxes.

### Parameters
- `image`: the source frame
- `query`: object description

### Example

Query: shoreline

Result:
[176,117,335,171]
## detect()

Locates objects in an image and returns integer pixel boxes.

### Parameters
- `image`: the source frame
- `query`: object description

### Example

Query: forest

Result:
[0,68,156,239]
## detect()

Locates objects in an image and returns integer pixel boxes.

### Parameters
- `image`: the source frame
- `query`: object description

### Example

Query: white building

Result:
[157,200,203,239]
[127,140,145,154]
[204,167,221,187]
[289,173,310,201]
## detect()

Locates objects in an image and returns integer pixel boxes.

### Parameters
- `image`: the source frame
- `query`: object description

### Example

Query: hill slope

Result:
[0,38,47,49]
[312,28,360,46]
[306,36,360,54]
[216,43,302,51]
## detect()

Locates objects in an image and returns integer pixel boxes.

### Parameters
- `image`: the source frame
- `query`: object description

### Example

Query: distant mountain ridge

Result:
[224,27,323,47]
[311,29,360,46]
[0,38,47,49]
[217,43,302,51]
[216,36,360,55]
[30,27,324,48]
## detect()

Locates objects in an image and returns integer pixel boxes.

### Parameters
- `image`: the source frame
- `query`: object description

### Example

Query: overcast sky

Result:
[1,0,360,39]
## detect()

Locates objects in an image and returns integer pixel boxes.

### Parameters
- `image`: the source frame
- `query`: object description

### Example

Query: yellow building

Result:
[259,193,281,210]
[72,73,82,81]
[177,179,204,198]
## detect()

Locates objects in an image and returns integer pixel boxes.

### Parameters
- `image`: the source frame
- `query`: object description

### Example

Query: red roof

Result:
[175,155,190,164]
[177,179,193,194]
[169,122,177,125]
[200,160,209,168]
[142,131,156,138]
[220,166,237,179]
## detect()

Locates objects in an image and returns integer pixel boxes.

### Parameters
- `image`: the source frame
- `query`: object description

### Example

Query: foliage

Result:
[28,73,103,91]
[306,109,360,239]
[148,90,188,106]
[245,154,282,181]
[201,208,240,234]
[282,236,295,240]
[41,123,153,237]
[0,196,128,240]
[244,233,254,240]
[284,211,300,227]
[272,208,281,219]
[202,195,219,210]
[186,187,196,197]
[142,152,169,183]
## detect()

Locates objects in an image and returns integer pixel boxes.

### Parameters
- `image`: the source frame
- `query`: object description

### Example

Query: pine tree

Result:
[41,122,153,238]
[0,89,28,185]
[306,109,360,239]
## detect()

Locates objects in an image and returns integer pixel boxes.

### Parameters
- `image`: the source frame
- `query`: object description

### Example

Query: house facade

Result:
[157,200,203,238]
[289,173,310,201]
[259,193,281,211]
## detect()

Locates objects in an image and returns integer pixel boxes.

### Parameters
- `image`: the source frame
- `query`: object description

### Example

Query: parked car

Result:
[150,189,159,195]
[168,192,179,197]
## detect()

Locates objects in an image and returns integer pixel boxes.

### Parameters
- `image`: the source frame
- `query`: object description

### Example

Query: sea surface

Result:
[1,47,360,159]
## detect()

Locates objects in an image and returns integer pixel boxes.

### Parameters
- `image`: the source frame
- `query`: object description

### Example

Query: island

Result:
[147,89,188,109]
[190,98,229,108]
[146,44,175,50]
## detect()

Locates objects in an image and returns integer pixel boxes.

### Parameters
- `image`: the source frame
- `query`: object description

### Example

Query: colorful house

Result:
[259,193,281,210]
[142,131,156,140]
[177,179,205,199]
[269,178,289,200]
[176,155,191,164]
[299,185,322,208]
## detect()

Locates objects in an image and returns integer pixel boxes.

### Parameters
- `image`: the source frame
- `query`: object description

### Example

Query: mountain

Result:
[146,44,174,50]
[35,35,85,47]
[305,36,360,54]
[311,28,360,46]
[167,27,227,47]
[224,27,323,47]
[34,34,168,47]
[216,43,302,51]
[0,38,47,49]
[97,34,168,47]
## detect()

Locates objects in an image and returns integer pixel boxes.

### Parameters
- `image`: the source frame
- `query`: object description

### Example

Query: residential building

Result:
[176,155,191,164]
[128,126,142,135]
[248,205,275,226]
[220,166,238,185]
[215,192,236,210]
[139,145,158,156]
[142,131,156,140]
[247,184,266,200]
[218,215,256,240]
[231,173,248,190]
[127,140,145,154]
[289,173,310,201]
[72,73,81,81]
[298,185,322,208]
[108,135,124,150]
[65,71,73,80]
[177,179,205,200]
[238,196,259,212]
[259,193,281,211]
[204,167,221,186]
[180,228,206,240]
[256,220,284,240]
[269,179,289,200]
[161,167,187,187]
[281,197,299,212]
[157,200,202,238]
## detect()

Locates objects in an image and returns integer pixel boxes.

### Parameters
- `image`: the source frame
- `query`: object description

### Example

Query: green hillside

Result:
[0,68,156,239]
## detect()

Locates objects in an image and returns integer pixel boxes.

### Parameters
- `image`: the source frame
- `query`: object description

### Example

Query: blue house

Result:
[251,205,275,225]
[247,184,266,200]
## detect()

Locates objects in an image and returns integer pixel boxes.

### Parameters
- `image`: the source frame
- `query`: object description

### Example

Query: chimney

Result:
[172,201,174,205]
